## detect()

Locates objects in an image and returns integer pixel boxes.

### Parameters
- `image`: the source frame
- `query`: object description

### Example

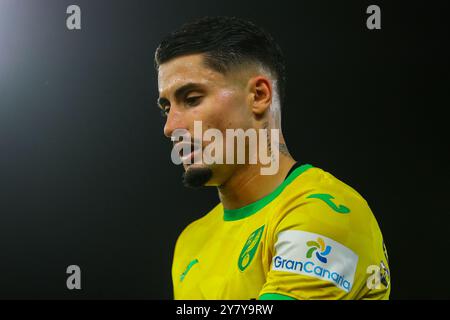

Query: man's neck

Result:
[217,154,296,210]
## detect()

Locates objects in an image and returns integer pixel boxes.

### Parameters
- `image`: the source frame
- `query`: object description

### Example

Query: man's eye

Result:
[185,96,202,107]
[160,107,170,117]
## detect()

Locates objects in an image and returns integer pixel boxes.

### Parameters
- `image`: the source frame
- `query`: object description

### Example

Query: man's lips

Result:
[174,141,202,163]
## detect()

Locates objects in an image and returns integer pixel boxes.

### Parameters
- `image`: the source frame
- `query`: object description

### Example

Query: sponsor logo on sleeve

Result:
[306,193,350,214]
[272,230,358,292]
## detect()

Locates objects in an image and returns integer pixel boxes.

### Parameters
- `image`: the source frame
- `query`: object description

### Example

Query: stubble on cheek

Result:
[210,88,246,129]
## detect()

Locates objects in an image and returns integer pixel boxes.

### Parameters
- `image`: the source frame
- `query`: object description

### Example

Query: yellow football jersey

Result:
[172,164,390,300]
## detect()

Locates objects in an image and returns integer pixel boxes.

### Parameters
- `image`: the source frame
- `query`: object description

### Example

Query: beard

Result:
[182,165,213,188]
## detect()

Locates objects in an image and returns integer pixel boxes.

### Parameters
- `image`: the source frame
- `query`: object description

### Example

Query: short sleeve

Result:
[259,194,361,300]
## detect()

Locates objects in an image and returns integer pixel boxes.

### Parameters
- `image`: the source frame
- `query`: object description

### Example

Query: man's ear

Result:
[248,76,272,116]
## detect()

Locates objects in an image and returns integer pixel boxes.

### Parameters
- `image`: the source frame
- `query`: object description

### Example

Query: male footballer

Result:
[154,16,390,300]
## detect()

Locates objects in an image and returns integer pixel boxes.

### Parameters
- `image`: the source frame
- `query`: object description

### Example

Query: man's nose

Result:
[163,108,185,138]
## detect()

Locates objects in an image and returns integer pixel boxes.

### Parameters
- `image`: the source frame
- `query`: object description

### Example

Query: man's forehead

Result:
[158,54,220,95]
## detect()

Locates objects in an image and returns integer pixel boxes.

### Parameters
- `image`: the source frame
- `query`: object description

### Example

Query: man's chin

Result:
[182,165,213,188]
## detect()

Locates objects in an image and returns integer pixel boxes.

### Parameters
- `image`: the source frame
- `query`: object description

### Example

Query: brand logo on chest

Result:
[238,225,265,271]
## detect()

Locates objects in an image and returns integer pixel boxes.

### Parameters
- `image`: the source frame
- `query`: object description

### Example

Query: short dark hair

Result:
[155,16,287,106]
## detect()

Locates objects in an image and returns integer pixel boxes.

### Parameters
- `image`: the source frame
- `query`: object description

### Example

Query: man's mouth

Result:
[175,141,202,164]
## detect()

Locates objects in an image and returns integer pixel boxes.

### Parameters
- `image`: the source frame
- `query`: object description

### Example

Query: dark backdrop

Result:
[0,0,448,299]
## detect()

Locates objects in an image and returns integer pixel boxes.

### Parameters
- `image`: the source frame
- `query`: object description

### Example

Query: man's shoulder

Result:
[267,165,375,241]
[278,165,369,212]
[264,166,386,282]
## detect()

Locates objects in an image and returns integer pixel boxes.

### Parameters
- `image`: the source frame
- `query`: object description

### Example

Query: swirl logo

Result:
[306,237,332,263]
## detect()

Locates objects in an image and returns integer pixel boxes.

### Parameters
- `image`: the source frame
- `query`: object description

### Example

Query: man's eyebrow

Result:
[157,82,205,108]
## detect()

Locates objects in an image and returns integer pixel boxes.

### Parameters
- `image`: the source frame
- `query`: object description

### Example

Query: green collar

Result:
[223,164,313,221]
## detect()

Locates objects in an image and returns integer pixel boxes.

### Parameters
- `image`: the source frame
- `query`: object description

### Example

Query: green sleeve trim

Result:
[223,164,313,221]
[259,293,297,300]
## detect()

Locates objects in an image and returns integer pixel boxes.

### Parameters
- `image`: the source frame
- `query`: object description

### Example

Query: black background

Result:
[0,0,448,299]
